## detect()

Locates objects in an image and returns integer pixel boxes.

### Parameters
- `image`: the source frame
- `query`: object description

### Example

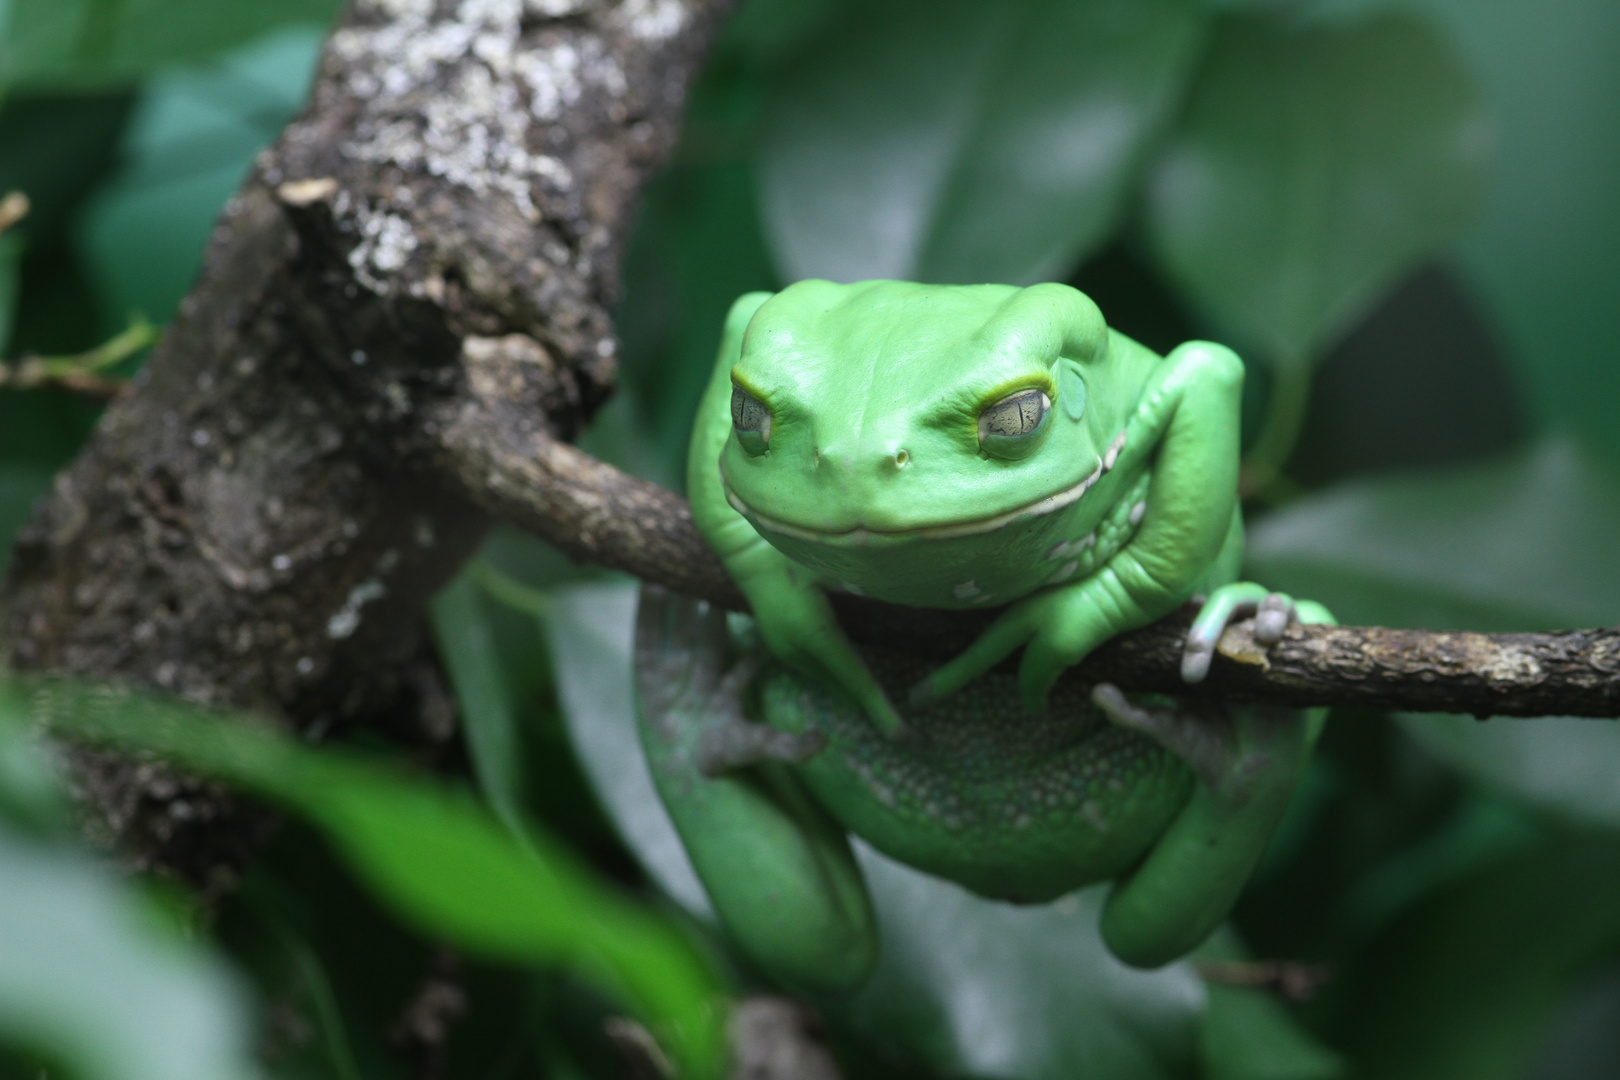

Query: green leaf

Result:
[431,570,528,834]
[840,857,1203,1080]
[16,678,727,1080]
[1329,834,1620,1080]
[0,824,261,1080]
[618,159,780,476]
[0,0,338,89]
[1245,437,1620,632]
[0,232,20,356]
[1401,715,1620,832]
[1397,0,1620,462]
[759,0,1207,285]
[547,583,716,919]
[1144,12,1490,366]
[548,584,1208,1080]
[0,692,258,1080]
[76,25,325,328]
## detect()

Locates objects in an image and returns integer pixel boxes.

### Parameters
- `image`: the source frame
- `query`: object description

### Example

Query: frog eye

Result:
[978,388,1052,459]
[731,385,772,456]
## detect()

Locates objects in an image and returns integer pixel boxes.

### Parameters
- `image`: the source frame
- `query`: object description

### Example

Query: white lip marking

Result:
[727,428,1130,544]
[1050,560,1080,584]
[952,580,981,599]
[1103,429,1127,471]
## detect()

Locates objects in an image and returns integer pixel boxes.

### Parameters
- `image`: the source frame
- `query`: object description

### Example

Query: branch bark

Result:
[1,0,735,879]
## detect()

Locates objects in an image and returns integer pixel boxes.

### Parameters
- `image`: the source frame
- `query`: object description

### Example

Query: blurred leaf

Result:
[0,0,337,89]
[0,92,135,237]
[618,161,779,476]
[18,678,728,1080]
[76,24,324,328]
[1330,834,1620,1080]
[0,823,261,1080]
[1246,437,1620,632]
[1341,789,1543,942]
[1144,12,1489,366]
[1196,930,1345,1080]
[0,689,258,1080]
[759,0,1207,285]
[1389,0,1620,462]
[1402,716,1620,833]
[0,232,18,355]
[0,464,51,578]
[547,583,717,920]
[431,570,528,835]
[0,682,65,834]
[548,584,1210,1080]
[841,852,1203,1080]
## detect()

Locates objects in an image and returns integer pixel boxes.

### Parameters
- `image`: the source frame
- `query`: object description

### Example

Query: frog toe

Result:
[1252,592,1295,645]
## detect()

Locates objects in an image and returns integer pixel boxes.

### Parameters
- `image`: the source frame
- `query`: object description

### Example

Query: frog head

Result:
[719,280,1138,608]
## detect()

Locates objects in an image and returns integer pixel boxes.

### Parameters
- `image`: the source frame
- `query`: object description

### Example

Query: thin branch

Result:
[0,318,157,400]
[433,421,1620,719]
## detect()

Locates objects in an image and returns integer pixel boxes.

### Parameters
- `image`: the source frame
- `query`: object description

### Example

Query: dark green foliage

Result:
[1,0,1618,1076]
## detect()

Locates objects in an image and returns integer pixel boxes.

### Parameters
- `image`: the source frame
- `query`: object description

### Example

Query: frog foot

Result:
[1091,683,1301,806]
[1181,583,1314,684]
[637,587,827,777]
[685,645,827,778]
[1091,684,1238,793]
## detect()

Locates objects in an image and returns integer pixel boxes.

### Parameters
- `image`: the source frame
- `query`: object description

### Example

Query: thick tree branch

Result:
[1,0,735,877]
[436,424,1620,719]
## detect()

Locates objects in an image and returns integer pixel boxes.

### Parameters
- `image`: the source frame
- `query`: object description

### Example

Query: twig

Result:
[1197,959,1334,1002]
[0,191,28,234]
[0,318,157,400]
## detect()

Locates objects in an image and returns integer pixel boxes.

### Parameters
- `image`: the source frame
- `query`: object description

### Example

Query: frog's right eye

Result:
[730,385,772,456]
[978,388,1052,459]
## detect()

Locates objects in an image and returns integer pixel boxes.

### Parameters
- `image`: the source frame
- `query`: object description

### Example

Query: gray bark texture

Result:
[2,0,1618,911]
[0,0,734,885]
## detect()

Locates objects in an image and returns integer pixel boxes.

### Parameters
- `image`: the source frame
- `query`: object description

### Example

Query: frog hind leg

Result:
[1093,602,1336,969]
[634,586,879,996]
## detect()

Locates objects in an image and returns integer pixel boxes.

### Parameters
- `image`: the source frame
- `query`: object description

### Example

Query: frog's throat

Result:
[729,430,1128,545]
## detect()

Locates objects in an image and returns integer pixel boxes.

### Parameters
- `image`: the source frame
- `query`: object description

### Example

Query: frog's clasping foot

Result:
[691,653,828,777]
[1181,584,1297,684]
[1091,683,1234,791]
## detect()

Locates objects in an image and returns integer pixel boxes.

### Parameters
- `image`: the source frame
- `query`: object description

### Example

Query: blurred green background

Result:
[2,0,1619,1077]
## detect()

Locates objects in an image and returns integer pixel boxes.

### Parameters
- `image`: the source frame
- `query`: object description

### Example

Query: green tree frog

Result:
[635,281,1332,994]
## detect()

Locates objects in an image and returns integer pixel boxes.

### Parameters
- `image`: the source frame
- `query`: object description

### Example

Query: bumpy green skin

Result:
[643,281,1328,987]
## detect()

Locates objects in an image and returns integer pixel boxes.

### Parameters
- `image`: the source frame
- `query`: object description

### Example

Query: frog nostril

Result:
[893,449,910,469]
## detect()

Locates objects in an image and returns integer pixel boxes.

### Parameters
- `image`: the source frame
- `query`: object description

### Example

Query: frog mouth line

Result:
[728,430,1128,545]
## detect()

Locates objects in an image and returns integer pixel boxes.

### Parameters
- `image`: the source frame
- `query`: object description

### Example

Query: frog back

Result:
[759,645,1194,903]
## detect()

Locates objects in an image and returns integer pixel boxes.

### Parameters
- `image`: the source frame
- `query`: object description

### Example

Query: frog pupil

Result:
[731,386,769,433]
[981,389,1049,439]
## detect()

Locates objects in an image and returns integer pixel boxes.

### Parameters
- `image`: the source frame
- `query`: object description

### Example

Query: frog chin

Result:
[727,430,1125,548]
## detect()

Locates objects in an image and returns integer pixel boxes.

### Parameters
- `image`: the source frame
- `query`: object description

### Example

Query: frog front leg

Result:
[1089,597,1336,968]
[634,586,879,996]
[688,292,904,737]
[915,340,1245,712]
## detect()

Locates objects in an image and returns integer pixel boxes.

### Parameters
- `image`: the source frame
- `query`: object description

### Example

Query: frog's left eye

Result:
[978,388,1052,459]
[731,385,772,456]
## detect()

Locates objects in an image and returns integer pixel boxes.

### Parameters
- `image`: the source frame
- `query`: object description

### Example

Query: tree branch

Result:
[435,421,1620,719]
[1,0,736,878]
